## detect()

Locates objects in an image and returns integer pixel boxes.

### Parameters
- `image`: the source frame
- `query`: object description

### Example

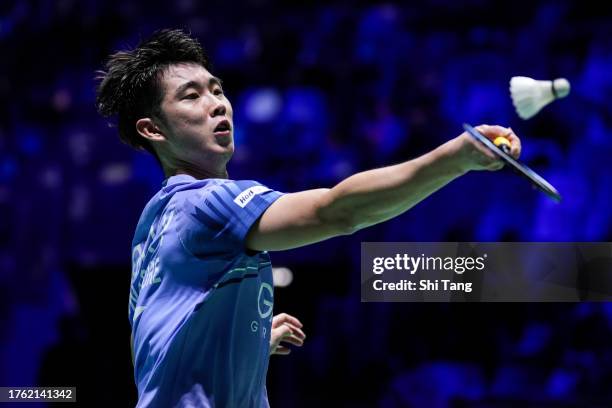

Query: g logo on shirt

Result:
[251,282,274,336]
[257,283,274,319]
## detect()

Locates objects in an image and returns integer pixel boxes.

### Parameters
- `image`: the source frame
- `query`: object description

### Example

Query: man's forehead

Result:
[161,63,215,89]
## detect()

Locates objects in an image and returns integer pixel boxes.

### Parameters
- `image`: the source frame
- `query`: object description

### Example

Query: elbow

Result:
[316,188,362,236]
[318,206,361,236]
[325,207,381,236]
[334,214,360,236]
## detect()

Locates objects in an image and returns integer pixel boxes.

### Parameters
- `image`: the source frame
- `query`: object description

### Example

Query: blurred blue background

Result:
[1,0,611,406]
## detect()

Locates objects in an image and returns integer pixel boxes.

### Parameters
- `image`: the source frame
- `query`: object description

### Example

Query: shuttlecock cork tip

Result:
[553,78,570,99]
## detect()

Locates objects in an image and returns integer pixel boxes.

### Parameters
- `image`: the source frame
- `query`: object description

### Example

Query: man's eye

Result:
[183,93,199,100]
[213,88,224,96]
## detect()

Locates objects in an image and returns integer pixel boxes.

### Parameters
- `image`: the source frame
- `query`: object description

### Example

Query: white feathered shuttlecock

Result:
[509,76,570,120]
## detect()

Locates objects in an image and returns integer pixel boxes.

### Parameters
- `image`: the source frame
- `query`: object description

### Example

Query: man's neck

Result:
[166,166,228,180]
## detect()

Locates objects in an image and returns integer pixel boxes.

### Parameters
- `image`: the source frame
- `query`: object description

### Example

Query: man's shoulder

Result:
[178,178,270,201]
[163,176,265,194]
[160,178,268,215]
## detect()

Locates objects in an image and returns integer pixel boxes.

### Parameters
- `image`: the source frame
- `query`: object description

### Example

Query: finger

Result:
[476,124,509,140]
[273,346,291,355]
[505,127,521,159]
[281,331,305,345]
[271,324,293,343]
[474,124,517,167]
[272,313,303,329]
[491,126,520,160]
[474,124,490,134]
[467,134,498,161]
[282,323,306,340]
[281,335,304,347]
[488,160,504,171]
[491,125,510,136]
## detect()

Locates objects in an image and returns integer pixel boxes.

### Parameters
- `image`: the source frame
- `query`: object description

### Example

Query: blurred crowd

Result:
[1,0,611,406]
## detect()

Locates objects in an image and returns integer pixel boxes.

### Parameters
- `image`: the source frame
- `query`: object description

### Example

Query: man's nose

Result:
[210,101,226,117]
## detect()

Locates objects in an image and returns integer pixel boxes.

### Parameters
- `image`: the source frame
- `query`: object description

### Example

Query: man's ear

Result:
[136,118,166,143]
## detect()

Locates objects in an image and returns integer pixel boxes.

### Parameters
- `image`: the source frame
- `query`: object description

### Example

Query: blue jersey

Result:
[129,175,284,407]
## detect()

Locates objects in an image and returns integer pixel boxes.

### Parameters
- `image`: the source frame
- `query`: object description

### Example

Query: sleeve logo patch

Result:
[233,185,270,208]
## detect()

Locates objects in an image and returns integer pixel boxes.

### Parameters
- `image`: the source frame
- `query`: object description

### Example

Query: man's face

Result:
[157,63,234,172]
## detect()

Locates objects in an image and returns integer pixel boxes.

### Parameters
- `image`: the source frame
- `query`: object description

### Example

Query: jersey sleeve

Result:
[181,180,284,254]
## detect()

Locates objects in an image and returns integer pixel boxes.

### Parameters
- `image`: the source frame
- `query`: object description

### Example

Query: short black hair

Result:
[96,29,210,157]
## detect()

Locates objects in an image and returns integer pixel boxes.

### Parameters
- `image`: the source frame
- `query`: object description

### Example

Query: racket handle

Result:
[493,136,511,155]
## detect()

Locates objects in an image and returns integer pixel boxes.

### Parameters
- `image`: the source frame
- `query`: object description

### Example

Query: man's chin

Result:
[200,139,234,162]
[218,143,234,161]
[219,141,234,155]
[213,131,233,147]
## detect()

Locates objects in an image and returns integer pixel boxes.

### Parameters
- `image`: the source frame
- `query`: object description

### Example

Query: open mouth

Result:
[214,120,231,133]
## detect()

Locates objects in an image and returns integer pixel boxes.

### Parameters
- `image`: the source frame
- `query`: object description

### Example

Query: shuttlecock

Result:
[509,76,570,120]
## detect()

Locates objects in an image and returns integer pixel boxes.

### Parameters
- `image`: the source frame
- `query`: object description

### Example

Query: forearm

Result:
[321,138,468,231]
[247,125,517,251]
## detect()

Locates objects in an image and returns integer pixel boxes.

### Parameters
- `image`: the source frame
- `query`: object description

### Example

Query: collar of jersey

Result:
[162,174,197,187]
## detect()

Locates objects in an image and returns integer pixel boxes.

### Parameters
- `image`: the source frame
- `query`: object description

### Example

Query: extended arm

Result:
[246,125,520,251]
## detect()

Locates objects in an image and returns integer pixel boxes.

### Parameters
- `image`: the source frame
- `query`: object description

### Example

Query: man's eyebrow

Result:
[210,76,223,87]
[174,77,223,96]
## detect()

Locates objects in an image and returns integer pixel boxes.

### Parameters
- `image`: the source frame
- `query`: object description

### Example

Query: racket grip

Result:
[493,136,511,155]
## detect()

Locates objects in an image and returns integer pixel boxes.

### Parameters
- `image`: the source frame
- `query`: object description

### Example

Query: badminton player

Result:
[96,29,520,407]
